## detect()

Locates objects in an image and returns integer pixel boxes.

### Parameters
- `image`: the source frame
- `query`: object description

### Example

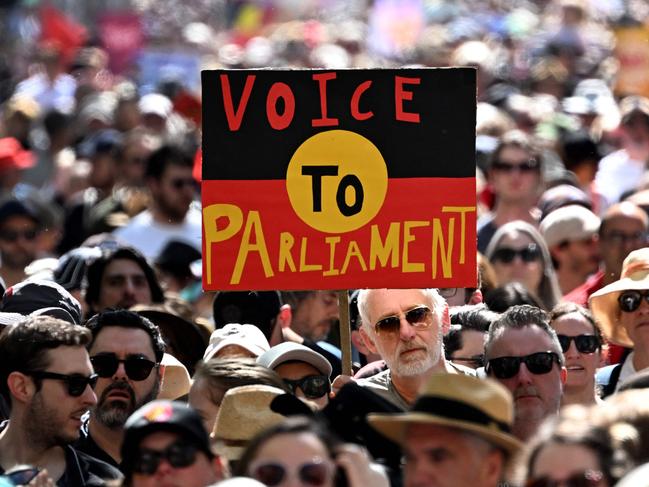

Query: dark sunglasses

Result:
[492,159,539,173]
[618,290,649,313]
[374,305,433,335]
[90,353,159,381]
[491,244,541,264]
[486,352,560,380]
[526,470,604,487]
[171,177,195,190]
[250,460,334,487]
[557,334,599,354]
[0,228,38,243]
[26,370,98,397]
[283,375,331,399]
[2,467,40,485]
[133,441,198,475]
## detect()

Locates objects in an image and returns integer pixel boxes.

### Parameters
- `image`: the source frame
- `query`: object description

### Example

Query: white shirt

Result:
[594,149,645,204]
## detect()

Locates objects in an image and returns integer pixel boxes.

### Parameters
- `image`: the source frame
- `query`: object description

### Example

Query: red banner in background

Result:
[98,12,143,75]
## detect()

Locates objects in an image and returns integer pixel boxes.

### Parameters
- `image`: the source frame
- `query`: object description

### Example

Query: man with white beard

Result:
[356,289,475,410]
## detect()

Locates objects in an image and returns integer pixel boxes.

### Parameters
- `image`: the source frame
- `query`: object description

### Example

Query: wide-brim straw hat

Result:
[590,247,649,347]
[368,374,522,456]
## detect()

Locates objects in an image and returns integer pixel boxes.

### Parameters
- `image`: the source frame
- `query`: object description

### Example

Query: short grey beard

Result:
[95,380,160,429]
[387,340,444,377]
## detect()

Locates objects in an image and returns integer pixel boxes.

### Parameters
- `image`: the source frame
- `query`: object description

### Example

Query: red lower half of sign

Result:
[202,177,477,290]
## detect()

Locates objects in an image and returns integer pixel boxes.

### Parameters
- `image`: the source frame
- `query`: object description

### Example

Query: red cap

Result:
[0,138,35,171]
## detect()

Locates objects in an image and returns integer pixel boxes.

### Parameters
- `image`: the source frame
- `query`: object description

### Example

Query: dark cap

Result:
[0,198,40,227]
[53,247,103,291]
[0,279,82,325]
[122,400,213,467]
[77,129,124,159]
[212,291,281,341]
[155,240,201,278]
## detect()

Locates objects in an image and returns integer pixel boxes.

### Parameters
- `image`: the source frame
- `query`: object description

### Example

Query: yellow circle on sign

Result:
[286,130,388,233]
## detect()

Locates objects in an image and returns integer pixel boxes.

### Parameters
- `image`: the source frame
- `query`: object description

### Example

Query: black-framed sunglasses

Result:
[525,469,604,487]
[0,228,38,243]
[374,305,433,335]
[486,351,560,380]
[557,334,599,354]
[451,354,485,368]
[491,159,539,173]
[26,370,98,397]
[133,441,198,475]
[491,244,541,264]
[618,290,649,313]
[250,459,335,487]
[90,353,159,381]
[283,375,331,399]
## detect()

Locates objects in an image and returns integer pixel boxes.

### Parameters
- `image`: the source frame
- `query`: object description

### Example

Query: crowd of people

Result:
[2,0,649,486]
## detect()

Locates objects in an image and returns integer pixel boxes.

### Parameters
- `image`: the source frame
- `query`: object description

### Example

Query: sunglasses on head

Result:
[618,290,649,313]
[374,305,433,335]
[133,441,198,475]
[491,244,541,264]
[26,370,98,397]
[283,375,331,399]
[90,353,159,381]
[486,352,560,380]
[171,177,195,190]
[0,228,38,243]
[526,470,605,487]
[250,459,335,487]
[491,159,539,173]
[557,334,599,354]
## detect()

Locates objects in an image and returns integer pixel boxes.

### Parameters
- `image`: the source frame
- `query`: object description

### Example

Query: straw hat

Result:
[590,248,649,347]
[158,353,191,400]
[368,374,522,456]
[212,385,287,461]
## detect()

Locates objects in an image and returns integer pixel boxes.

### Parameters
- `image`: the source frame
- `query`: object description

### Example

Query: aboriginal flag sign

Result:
[201,68,477,291]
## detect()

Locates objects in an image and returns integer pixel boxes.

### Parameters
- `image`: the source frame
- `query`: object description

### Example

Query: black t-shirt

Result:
[74,423,121,471]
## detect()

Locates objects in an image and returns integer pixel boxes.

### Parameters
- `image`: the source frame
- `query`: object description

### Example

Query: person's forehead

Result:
[274,360,321,379]
[405,422,469,448]
[161,164,192,179]
[90,325,155,357]
[489,324,556,356]
[45,345,93,373]
[552,313,594,335]
[0,215,38,229]
[103,258,147,278]
[139,429,183,449]
[367,289,430,316]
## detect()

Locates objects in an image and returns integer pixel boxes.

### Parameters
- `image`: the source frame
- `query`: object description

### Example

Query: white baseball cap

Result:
[203,323,270,361]
[257,342,332,377]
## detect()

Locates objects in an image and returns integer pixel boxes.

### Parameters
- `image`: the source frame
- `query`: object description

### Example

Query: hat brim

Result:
[589,276,649,347]
[367,412,522,456]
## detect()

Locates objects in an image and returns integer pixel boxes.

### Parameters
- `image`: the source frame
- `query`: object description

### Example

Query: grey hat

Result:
[257,342,332,377]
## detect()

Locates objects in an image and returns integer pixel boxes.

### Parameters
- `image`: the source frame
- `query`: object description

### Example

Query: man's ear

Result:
[441,303,450,335]
[358,326,379,354]
[7,371,35,404]
[560,366,567,385]
[351,330,371,356]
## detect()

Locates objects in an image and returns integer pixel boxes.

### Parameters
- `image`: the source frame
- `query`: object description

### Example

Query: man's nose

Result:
[516,362,534,384]
[399,316,417,341]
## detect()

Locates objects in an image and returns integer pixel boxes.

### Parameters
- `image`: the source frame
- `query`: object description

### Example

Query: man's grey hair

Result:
[357,288,446,334]
[484,304,564,365]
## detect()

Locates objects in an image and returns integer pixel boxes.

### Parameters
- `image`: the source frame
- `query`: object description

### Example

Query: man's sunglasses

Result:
[491,244,541,264]
[283,375,331,399]
[451,354,485,368]
[618,290,649,313]
[0,229,38,243]
[90,353,159,381]
[374,306,433,335]
[526,470,604,487]
[557,334,599,354]
[26,370,98,397]
[491,159,539,173]
[486,352,560,380]
[250,459,334,487]
[133,441,198,475]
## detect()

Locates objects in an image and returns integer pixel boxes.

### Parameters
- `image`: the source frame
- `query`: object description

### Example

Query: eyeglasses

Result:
[491,244,541,264]
[618,290,649,313]
[249,459,335,487]
[283,375,331,399]
[491,159,539,173]
[374,305,433,335]
[526,470,605,487]
[486,352,560,380]
[451,354,485,368]
[557,335,599,354]
[90,353,159,381]
[0,228,38,243]
[133,441,198,475]
[601,230,647,246]
[26,370,98,397]
[170,178,195,190]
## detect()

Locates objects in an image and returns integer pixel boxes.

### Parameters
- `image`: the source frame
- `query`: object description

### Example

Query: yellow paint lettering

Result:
[299,237,322,272]
[369,223,400,270]
[279,232,297,272]
[402,221,429,272]
[230,211,274,284]
[432,217,455,278]
[341,240,367,274]
[442,206,476,264]
[323,236,341,276]
[203,204,243,285]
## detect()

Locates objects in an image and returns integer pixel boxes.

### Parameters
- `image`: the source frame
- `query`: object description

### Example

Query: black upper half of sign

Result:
[202,68,476,180]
